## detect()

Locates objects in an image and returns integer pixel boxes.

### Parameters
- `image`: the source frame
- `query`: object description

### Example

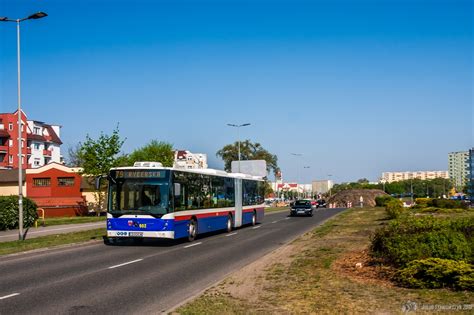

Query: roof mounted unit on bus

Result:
[133,161,163,168]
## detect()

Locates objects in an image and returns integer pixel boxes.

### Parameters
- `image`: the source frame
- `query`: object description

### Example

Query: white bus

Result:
[102,162,265,242]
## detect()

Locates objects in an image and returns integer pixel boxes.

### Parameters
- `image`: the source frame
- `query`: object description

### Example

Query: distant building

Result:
[0,163,87,217]
[312,180,334,194]
[468,148,474,202]
[381,171,449,183]
[448,151,469,190]
[174,150,208,169]
[0,110,62,169]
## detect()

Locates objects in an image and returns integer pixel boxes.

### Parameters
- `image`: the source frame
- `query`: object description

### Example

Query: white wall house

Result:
[174,150,208,169]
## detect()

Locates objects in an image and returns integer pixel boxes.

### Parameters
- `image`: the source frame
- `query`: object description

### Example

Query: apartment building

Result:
[448,151,469,190]
[312,179,334,194]
[381,171,449,183]
[0,110,62,169]
[174,150,208,169]
[468,148,474,202]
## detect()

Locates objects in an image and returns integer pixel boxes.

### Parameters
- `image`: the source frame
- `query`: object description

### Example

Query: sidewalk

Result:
[0,222,105,242]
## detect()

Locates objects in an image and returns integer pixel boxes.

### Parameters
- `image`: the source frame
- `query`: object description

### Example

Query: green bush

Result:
[414,198,431,208]
[385,199,405,219]
[395,258,474,290]
[431,199,468,210]
[375,195,395,207]
[0,195,38,230]
[370,216,474,267]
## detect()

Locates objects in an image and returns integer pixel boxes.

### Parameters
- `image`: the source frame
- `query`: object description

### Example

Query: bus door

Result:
[234,178,243,227]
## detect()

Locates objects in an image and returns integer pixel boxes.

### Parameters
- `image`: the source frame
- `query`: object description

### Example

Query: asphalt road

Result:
[0,208,346,315]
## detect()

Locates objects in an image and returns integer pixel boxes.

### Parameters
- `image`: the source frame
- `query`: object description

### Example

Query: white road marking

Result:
[0,293,20,300]
[225,232,238,237]
[184,242,202,248]
[285,217,291,220]
[271,220,278,224]
[108,259,143,269]
[252,225,261,229]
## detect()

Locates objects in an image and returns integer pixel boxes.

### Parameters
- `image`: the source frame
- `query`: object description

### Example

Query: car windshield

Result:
[109,178,170,217]
[295,200,311,206]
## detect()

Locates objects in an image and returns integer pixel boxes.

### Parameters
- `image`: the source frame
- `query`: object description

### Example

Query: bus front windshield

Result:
[109,178,170,217]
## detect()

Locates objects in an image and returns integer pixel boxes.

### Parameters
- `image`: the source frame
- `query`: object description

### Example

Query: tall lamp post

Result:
[291,153,303,199]
[327,174,333,197]
[227,123,251,173]
[303,166,310,198]
[1,12,48,240]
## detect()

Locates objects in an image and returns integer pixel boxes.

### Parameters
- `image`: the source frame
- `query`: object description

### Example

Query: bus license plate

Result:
[129,232,143,237]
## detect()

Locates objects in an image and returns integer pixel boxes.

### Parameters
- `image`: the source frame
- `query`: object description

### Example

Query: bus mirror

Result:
[95,176,102,190]
[174,183,181,196]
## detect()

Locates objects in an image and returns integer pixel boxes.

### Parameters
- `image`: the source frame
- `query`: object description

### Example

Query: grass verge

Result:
[175,207,473,314]
[0,228,105,256]
[35,216,106,227]
[264,206,289,213]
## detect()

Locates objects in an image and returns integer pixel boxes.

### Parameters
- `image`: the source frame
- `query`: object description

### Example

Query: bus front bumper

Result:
[107,230,175,239]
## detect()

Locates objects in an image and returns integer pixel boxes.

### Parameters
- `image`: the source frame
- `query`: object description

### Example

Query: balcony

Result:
[43,149,52,156]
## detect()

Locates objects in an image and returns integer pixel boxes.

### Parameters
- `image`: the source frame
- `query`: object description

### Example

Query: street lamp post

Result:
[303,166,310,197]
[1,12,48,240]
[327,174,333,197]
[291,153,303,199]
[227,123,251,173]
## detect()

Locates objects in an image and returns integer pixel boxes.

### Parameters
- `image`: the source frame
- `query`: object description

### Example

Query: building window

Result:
[34,127,41,135]
[9,155,13,163]
[8,123,13,130]
[8,139,13,147]
[33,178,51,187]
[34,143,40,150]
[34,159,40,166]
[58,177,75,186]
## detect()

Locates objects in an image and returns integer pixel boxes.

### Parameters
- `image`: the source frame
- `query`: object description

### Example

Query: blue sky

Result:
[0,0,472,183]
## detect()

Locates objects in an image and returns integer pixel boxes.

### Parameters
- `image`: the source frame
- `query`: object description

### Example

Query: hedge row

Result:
[414,198,468,210]
[395,258,474,291]
[0,196,38,230]
[370,216,473,268]
[375,195,395,207]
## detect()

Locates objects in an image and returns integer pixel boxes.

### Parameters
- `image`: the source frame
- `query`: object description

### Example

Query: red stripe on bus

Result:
[175,211,235,221]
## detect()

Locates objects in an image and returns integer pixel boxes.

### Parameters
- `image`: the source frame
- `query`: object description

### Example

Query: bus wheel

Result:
[226,214,233,233]
[188,219,197,242]
[252,211,257,226]
[103,237,117,245]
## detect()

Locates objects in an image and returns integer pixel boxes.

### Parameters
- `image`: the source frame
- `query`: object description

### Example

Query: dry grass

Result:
[175,208,473,314]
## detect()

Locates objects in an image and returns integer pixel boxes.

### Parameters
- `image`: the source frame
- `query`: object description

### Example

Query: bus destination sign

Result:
[116,170,165,178]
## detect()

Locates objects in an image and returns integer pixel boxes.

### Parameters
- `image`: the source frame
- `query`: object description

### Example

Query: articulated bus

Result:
[102,162,265,243]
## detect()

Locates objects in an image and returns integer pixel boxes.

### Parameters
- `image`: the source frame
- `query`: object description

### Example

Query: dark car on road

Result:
[290,199,313,217]
[316,199,327,208]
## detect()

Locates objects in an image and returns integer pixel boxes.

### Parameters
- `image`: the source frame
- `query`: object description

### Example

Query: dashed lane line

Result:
[183,242,202,249]
[0,293,20,300]
[108,259,143,269]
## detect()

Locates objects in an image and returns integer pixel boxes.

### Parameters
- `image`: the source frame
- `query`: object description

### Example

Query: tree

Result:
[65,143,84,167]
[77,126,125,213]
[127,140,174,167]
[216,140,279,176]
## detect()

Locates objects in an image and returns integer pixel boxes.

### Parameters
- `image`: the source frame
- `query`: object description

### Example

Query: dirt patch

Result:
[328,189,387,207]
[332,249,396,288]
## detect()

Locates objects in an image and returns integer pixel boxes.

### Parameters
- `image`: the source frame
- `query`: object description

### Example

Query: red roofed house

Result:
[0,110,62,169]
[25,163,87,217]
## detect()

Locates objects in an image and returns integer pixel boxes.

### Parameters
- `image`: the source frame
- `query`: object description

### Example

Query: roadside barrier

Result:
[35,208,45,228]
